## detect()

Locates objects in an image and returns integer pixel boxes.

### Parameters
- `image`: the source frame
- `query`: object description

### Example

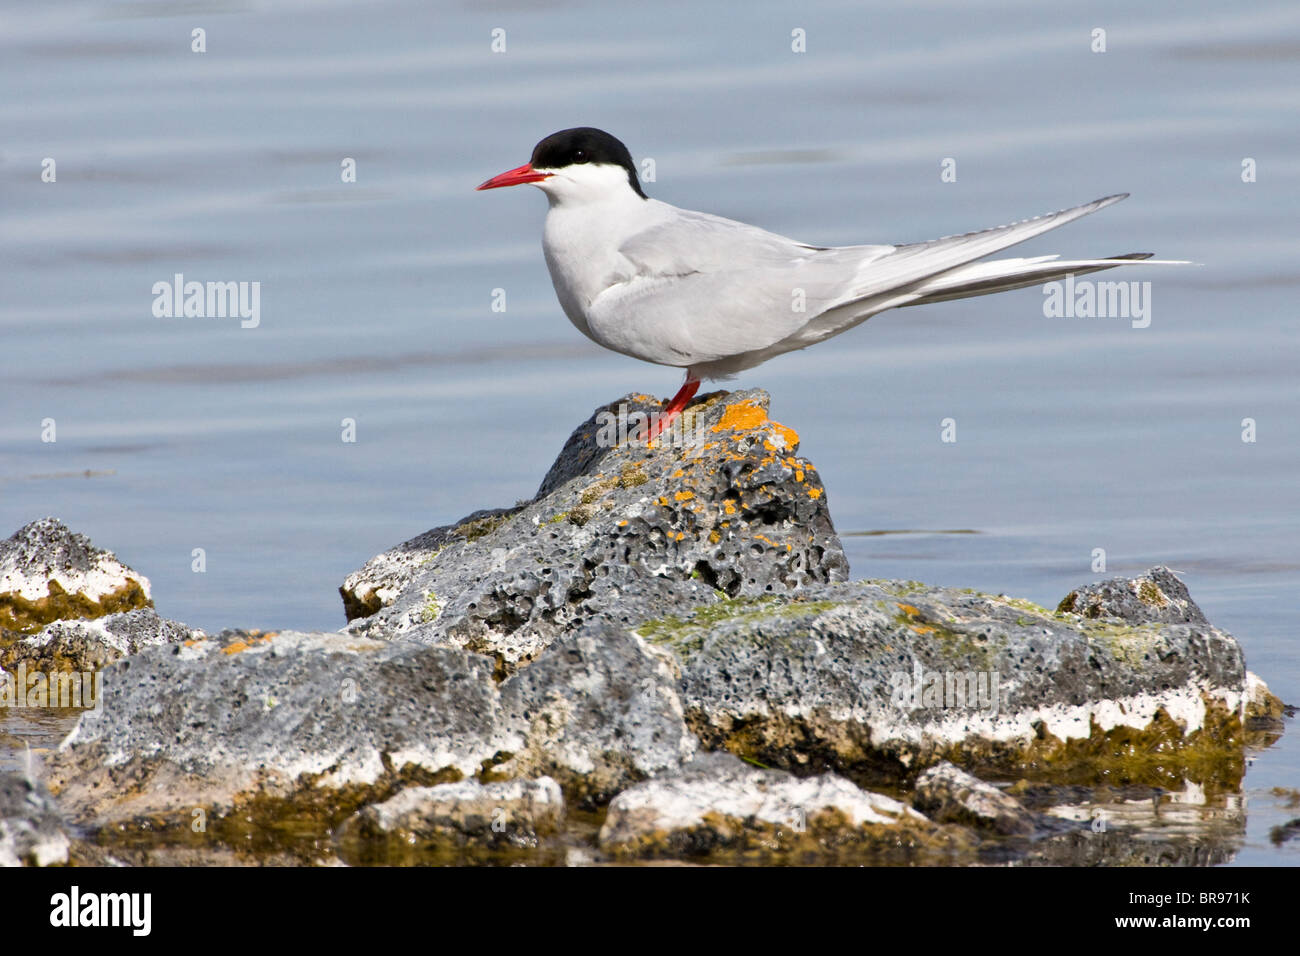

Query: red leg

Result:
[646,378,700,441]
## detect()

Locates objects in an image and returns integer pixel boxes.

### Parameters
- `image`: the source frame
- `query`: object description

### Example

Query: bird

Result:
[477,127,1181,439]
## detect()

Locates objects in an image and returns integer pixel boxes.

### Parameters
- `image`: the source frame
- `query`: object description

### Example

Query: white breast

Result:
[541,195,672,352]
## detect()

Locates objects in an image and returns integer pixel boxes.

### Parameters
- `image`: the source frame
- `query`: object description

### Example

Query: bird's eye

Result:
[573,149,587,162]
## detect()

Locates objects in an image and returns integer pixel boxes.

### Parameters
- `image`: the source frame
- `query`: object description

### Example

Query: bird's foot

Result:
[644,378,701,443]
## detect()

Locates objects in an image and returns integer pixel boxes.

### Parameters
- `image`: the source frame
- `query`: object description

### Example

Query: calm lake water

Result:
[1,0,1296,865]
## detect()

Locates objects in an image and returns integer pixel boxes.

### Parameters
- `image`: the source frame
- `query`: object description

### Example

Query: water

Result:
[1,0,1296,865]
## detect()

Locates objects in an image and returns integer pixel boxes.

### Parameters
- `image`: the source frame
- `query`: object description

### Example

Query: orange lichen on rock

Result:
[710,400,800,449]
[221,633,273,656]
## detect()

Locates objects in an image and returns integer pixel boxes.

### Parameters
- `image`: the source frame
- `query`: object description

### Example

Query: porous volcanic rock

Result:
[635,575,1267,789]
[0,518,152,635]
[913,761,1035,835]
[340,389,848,671]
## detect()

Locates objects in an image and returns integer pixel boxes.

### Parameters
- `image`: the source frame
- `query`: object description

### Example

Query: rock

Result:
[338,508,516,621]
[1056,566,1210,626]
[42,623,693,827]
[1269,819,1300,846]
[44,630,516,828]
[493,625,698,805]
[340,389,848,671]
[337,777,563,857]
[598,751,946,861]
[0,772,70,867]
[1243,670,1286,723]
[0,518,152,635]
[913,761,1034,835]
[641,574,1255,789]
[2,608,199,674]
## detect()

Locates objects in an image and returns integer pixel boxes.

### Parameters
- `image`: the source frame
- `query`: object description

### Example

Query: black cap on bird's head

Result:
[477,127,647,199]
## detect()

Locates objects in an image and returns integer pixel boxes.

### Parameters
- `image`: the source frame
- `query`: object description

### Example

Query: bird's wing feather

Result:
[616,207,892,276]
[593,209,890,365]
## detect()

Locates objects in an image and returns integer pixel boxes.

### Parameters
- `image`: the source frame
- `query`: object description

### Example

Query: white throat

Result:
[532,162,645,208]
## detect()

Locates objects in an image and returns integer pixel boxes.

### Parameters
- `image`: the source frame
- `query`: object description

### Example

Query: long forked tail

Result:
[780,195,1188,352]
[900,251,1187,307]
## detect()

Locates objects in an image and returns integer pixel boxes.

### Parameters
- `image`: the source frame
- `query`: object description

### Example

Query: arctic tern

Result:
[477,127,1180,438]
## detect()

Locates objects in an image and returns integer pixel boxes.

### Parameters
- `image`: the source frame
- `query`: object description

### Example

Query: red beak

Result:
[476,162,551,190]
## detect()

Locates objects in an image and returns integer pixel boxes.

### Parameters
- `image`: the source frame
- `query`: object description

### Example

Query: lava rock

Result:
[639,574,1257,786]
[913,761,1035,835]
[0,518,152,635]
[2,608,199,674]
[1056,566,1210,626]
[340,389,848,671]
[338,777,564,853]
[44,631,515,826]
[12,399,1281,866]
[493,625,698,805]
[43,624,695,826]
[598,751,938,860]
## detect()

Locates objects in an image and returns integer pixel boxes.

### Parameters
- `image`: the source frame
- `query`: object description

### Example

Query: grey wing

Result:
[596,209,891,365]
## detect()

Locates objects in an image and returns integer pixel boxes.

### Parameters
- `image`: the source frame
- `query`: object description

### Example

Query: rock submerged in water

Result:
[913,761,1035,835]
[337,777,564,861]
[4,390,1287,863]
[597,751,960,862]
